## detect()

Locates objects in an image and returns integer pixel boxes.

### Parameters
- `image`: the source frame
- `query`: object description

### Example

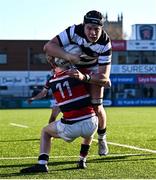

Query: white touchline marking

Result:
[93,139,156,154]
[0,153,146,160]
[10,123,28,128]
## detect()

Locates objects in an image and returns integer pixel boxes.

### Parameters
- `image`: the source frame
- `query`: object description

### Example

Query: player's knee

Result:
[41,126,47,134]
[42,126,50,135]
[106,80,111,88]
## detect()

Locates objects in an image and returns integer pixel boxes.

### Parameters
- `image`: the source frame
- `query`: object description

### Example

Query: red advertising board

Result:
[111,40,126,51]
[137,75,156,83]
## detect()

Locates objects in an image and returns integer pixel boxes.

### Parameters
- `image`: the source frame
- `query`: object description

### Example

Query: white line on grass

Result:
[0,153,145,160]
[93,139,156,154]
[10,123,28,128]
[1,139,155,161]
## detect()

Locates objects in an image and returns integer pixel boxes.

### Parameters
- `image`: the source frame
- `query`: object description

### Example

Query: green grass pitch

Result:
[0,107,156,179]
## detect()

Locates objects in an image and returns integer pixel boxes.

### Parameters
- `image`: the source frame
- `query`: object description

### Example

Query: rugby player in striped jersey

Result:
[44,10,112,156]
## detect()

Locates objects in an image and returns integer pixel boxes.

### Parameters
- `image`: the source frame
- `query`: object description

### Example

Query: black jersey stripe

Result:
[74,24,85,37]
[56,35,63,47]
[66,27,72,43]
[59,96,91,112]
[100,49,112,56]
[98,62,111,66]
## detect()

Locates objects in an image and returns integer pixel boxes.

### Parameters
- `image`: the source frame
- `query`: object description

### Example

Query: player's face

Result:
[84,23,103,43]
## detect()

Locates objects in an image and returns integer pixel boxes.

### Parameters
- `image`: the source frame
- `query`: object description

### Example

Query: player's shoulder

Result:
[68,24,84,35]
[47,75,54,83]
[98,30,111,45]
[69,23,83,28]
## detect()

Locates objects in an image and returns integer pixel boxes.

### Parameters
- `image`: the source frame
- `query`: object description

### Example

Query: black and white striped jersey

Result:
[56,24,112,68]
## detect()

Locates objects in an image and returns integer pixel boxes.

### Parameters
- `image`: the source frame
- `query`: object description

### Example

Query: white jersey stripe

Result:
[73,33,85,45]
[69,25,75,39]
[98,55,112,64]
[103,42,112,52]
[57,94,90,106]
[49,75,70,82]
[59,31,70,46]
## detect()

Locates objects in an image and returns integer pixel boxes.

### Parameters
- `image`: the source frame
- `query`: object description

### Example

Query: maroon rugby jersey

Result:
[44,70,95,121]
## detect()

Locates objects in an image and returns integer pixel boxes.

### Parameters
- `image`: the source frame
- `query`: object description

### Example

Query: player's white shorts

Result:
[53,116,98,142]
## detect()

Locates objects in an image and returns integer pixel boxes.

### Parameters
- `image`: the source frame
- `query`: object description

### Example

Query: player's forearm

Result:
[44,41,80,64]
[83,73,111,87]
[66,69,111,87]
[44,41,70,61]
[46,44,68,59]
[31,91,47,101]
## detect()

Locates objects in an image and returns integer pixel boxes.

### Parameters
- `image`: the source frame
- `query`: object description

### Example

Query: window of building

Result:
[127,51,156,64]
[112,51,127,64]
[127,51,141,64]
[31,53,47,64]
[141,51,156,64]
[0,54,7,64]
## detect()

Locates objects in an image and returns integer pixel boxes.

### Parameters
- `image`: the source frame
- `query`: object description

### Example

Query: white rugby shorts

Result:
[53,116,98,142]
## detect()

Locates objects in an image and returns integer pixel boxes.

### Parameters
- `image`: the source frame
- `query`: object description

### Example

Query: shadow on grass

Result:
[0,160,77,178]
[0,172,23,178]
[87,153,156,163]
[0,138,40,143]
[0,153,155,177]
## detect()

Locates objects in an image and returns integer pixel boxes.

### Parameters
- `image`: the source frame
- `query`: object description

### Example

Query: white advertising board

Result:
[111,65,156,74]
[127,40,156,50]
[0,71,51,86]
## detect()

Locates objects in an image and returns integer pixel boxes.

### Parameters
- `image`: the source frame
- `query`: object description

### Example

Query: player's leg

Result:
[20,122,60,173]
[77,116,98,168]
[38,122,60,165]
[90,84,109,156]
[77,137,92,169]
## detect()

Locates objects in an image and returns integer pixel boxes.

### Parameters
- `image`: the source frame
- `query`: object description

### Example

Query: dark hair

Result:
[83,10,105,26]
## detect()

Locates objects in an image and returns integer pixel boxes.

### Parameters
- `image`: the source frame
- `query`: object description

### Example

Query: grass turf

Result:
[0,107,156,179]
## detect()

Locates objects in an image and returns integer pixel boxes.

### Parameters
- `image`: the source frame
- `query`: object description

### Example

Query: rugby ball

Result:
[54,44,82,67]
[64,44,82,55]
[63,44,97,66]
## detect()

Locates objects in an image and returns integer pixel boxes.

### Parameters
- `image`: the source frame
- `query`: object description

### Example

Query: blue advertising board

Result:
[113,98,156,106]
[110,75,136,84]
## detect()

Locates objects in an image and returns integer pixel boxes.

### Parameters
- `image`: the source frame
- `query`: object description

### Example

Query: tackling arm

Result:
[66,64,111,87]
[27,88,48,104]
[89,64,111,87]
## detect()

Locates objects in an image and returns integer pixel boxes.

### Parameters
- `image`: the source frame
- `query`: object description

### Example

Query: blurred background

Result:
[0,0,156,108]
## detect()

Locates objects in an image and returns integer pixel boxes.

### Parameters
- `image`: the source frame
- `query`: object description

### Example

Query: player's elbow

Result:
[43,42,50,52]
[43,44,47,52]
